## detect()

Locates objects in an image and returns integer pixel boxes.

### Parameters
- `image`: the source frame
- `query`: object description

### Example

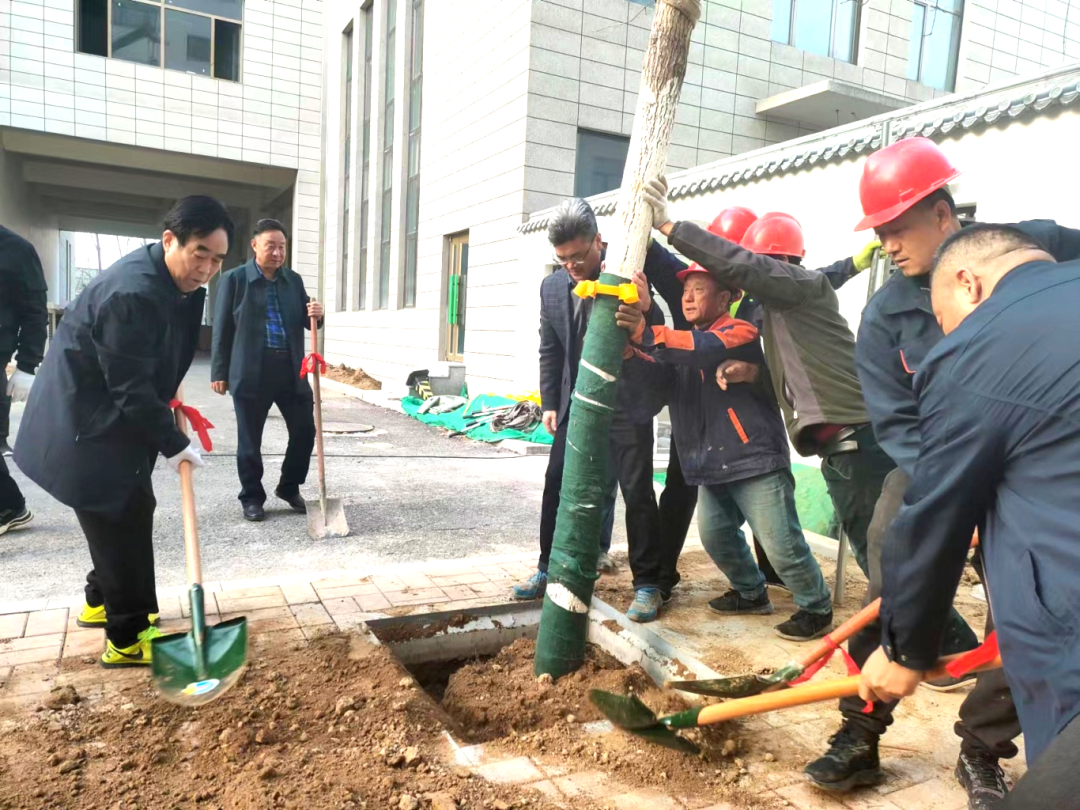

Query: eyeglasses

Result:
[553,254,590,269]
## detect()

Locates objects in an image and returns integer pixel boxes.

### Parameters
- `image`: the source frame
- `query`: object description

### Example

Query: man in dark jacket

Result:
[859,224,1080,804]
[618,268,833,640]
[211,219,323,522]
[0,225,47,534]
[14,196,233,667]
[514,197,671,624]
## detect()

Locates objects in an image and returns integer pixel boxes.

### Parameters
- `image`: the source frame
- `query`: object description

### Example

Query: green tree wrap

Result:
[534,272,628,678]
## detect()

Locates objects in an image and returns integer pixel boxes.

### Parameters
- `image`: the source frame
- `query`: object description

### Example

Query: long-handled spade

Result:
[151,397,248,706]
[305,313,349,539]
[665,598,882,699]
[590,653,1003,754]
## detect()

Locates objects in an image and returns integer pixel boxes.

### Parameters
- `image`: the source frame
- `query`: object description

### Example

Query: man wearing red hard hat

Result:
[829,136,1080,805]
[642,180,891,642]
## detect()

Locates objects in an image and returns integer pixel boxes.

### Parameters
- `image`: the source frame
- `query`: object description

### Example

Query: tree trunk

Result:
[534,0,701,679]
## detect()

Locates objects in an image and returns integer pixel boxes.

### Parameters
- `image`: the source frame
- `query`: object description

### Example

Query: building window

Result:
[907,0,963,92]
[357,4,373,311]
[77,0,242,81]
[340,25,353,313]
[378,0,397,310]
[403,0,423,309]
[574,130,630,199]
[771,0,858,63]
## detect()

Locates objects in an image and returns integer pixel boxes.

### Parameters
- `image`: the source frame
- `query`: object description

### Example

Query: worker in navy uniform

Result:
[0,224,47,534]
[14,196,233,668]
[810,137,1080,806]
[859,223,1080,808]
[211,218,323,522]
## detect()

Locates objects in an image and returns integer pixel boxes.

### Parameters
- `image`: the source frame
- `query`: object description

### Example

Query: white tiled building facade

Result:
[319,0,1080,394]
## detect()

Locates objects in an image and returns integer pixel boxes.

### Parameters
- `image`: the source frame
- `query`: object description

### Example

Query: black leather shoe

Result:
[243,503,265,522]
[274,489,306,513]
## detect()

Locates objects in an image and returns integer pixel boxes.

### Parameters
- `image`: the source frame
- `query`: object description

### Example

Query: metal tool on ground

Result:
[591,653,1003,754]
[151,393,248,707]
[305,314,349,539]
[666,597,882,698]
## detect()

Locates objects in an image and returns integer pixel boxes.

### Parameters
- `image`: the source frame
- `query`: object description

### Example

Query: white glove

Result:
[643,176,672,230]
[6,369,34,402]
[166,443,204,473]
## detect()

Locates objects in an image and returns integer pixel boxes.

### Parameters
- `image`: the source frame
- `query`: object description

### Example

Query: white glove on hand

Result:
[166,443,204,473]
[6,369,34,402]
[643,176,672,230]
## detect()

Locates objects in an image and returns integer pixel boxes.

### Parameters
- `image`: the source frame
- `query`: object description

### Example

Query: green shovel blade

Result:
[587,689,701,755]
[667,662,805,699]
[152,617,248,707]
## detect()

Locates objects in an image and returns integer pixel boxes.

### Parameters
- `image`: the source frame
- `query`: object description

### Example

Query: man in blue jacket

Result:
[859,223,1080,806]
[211,219,323,522]
[832,137,1080,805]
[617,267,834,640]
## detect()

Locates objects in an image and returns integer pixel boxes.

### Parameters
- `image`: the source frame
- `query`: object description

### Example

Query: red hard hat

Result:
[854,137,961,231]
[708,206,758,243]
[676,263,743,303]
[740,212,805,258]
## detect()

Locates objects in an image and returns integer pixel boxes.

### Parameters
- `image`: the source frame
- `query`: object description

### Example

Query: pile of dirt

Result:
[0,633,592,810]
[325,364,383,390]
[440,638,782,809]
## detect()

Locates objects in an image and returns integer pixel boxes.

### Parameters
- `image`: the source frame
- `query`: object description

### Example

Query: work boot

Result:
[0,506,32,536]
[76,603,160,629]
[775,609,833,641]
[274,488,306,513]
[512,571,547,600]
[100,626,162,668]
[626,588,662,623]
[955,751,1009,808]
[708,589,774,615]
[804,723,884,792]
[922,671,978,692]
[243,503,266,522]
[596,552,616,575]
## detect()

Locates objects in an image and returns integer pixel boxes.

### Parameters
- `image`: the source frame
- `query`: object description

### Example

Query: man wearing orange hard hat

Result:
[642,179,888,645]
[825,136,1080,805]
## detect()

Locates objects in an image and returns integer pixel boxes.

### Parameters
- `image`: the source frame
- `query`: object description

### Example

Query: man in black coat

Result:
[210,218,323,522]
[0,224,46,534]
[14,196,233,668]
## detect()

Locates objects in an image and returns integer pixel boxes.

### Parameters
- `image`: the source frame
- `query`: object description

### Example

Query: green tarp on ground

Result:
[400,394,554,445]
[652,462,837,538]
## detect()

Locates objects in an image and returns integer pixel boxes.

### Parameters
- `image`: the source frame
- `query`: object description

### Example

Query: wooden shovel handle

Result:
[695,654,1002,727]
[174,385,202,586]
[310,314,326,500]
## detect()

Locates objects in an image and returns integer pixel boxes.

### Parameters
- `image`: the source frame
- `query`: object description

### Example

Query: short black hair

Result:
[547,198,598,247]
[918,187,957,216]
[253,218,289,239]
[163,195,235,249]
[932,223,1047,277]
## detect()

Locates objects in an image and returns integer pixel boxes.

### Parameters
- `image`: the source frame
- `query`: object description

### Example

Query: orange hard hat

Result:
[707,206,758,243]
[854,137,961,231]
[740,212,805,258]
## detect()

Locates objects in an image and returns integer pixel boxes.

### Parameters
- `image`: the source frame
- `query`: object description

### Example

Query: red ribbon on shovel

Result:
[945,631,999,678]
[169,399,214,451]
[790,636,874,713]
[300,351,327,378]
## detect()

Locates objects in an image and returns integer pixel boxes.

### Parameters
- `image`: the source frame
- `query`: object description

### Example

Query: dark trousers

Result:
[76,486,158,647]
[0,363,10,443]
[1002,715,1080,807]
[657,440,698,596]
[0,453,25,514]
[609,415,662,590]
[233,351,316,506]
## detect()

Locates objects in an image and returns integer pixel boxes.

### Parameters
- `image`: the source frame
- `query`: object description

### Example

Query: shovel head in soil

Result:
[151,584,248,707]
[587,690,700,754]
[307,495,349,539]
[666,662,805,699]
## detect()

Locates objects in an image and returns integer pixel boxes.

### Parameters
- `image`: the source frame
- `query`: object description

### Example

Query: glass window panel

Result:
[574,130,630,198]
[832,0,857,63]
[907,3,925,81]
[408,131,420,176]
[384,103,395,142]
[771,0,793,44]
[383,149,394,189]
[166,0,243,21]
[78,0,109,57]
[213,19,240,81]
[381,191,393,240]
[921,8,960,90]
[791,0,834,57]
[456,243,468,356]
[165,10,211,76]
[112,0,161,68]
[409,78,421,130]
[384,31,396,101]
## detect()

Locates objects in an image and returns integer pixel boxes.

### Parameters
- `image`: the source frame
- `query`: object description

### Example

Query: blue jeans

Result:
[698,469,832,615]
